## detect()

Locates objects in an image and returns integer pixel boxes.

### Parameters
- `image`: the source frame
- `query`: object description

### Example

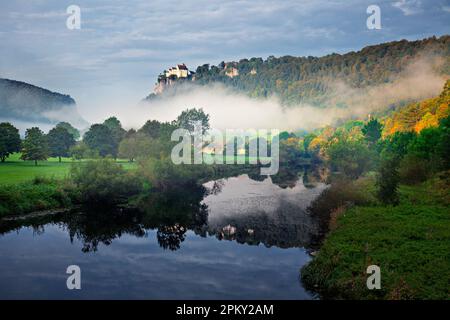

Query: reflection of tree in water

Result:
[138,185,208,250]
[0,185,209,253]
[302,166,327,189]
[157,224,186,251]
[63,208,147,253]
[0,168,327,252]
[202,168,327,249]
[206,180,225,195]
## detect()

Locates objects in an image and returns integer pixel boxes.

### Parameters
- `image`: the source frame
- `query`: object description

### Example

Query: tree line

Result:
[0,108,210,165]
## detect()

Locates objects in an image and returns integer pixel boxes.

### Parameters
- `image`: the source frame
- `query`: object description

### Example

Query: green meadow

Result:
[0,153,137,185]
[0,153,269,185]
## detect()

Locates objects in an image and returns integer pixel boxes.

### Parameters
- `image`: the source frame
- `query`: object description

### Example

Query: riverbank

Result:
[0,177,79,218]
[301,172,450,299]
[0,155,272,218]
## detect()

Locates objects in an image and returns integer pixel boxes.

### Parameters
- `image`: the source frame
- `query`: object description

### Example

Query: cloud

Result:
[392,0,423,16]
[0,0,448,118]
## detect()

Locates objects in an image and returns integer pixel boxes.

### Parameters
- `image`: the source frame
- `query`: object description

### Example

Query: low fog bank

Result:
[121,56,446,132]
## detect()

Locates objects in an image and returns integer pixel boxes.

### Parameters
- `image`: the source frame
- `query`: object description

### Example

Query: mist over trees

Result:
[193,36,450,107]
[56,122,80,140]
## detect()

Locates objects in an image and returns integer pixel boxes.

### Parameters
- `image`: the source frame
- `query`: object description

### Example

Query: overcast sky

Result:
[0,0,449,123]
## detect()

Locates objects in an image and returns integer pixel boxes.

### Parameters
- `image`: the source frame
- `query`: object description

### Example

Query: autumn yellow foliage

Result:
[383,79,450,136]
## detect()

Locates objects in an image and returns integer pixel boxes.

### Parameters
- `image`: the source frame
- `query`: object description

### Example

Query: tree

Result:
[279,131,295,141]
[56,122,80,140]
[381,131,416,161]
[303,133,317,154]
[376,156,400,205]
[21,127,48,166]
[103,117,126,155]
[69,141,89,160]
[327,139,372,179]
[407,127,442,161]
[83,124,117,157]
[437,115,450,169]
[47,126,76,162]
[175,108,210,134]
[139,120,161,139]
[0,122,21,162]
[362,118,383,145]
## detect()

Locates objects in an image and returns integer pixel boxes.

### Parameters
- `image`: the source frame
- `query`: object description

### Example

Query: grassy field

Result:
[301,174,450,299]
[0,153,270,185]
[0,153,137,185]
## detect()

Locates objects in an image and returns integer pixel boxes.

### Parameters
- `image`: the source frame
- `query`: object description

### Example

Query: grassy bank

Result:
[301,174,450,299]
[0,177,79,218]
[0,153,137,184]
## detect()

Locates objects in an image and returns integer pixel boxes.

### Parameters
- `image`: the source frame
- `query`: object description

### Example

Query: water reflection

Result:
[0,171,326,252]
[0,170,327,299]
[202,174,326,248]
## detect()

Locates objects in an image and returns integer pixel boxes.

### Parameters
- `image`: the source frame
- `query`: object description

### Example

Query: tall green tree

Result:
[327,139,372,179]
[47,126,76,162]
[118,134,155,162]
[376,155,400,205]
[21,127,48,166]
[139,120,161,139]
[362,118,383,145]
[83,124,117,157]
[69,141,89,160]
[381,131,416,160]
[0,122,21,162]
[103,117,126,154]
[175,108,210,134]
[55,122,80,140]
[437,115,450,169]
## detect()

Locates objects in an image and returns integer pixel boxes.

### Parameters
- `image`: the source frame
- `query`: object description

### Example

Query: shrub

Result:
[70,159,142,205]
[398,154,430,185]
[138,157,213,191]
[376,156,399,205]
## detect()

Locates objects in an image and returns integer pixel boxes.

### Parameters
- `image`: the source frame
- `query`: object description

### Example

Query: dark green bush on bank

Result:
[70,159,142,206]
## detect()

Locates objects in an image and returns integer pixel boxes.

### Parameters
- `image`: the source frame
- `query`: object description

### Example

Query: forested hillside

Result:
[0,78,80,124]
[193,36,450,107]
[383,79,450,135]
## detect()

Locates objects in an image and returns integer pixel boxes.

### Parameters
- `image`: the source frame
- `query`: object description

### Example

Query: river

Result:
[0,173,326,299]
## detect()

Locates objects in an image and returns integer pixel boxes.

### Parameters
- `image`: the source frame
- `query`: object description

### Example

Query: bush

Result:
[398,154,430,185]
[70,159,142,205]
[376,156,400,205]
[138,157,213,191]
[308,177,376,235]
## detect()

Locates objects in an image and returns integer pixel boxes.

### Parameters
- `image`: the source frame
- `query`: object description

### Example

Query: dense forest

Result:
[191,36,450,107]
[384,79,450,135]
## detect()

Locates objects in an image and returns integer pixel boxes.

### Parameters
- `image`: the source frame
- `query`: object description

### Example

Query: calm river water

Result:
[0,174,326,299]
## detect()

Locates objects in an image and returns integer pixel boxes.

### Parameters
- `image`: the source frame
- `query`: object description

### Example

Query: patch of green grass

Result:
[0,177,79,217]
[0,153,137,185]
[301,177,450,299]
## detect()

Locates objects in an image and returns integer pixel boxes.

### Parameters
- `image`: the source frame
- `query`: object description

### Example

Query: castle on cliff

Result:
[154,63,195,94]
